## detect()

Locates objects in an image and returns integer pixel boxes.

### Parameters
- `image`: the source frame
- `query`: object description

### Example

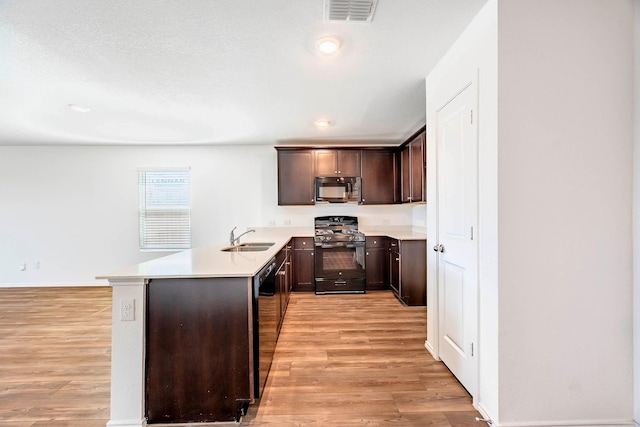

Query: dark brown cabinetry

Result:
[401,130,426,203]
[315,149,361,177]
[365,236,387,290]
[275,241,292,332]
[145,277,252,423]
[388,239,426,306]
[276,128,425,206]
[293,237,315,292]
[361,150,398,204]
[277,149,315,205]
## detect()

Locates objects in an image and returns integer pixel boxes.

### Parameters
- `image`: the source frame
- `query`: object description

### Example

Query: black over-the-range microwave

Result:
[314,176,361,204]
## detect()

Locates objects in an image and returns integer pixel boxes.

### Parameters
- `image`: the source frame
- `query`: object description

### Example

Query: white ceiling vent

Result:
[324,0,378,23]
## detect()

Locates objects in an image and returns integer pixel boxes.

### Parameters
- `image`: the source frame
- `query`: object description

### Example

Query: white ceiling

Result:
[0,0,487,146]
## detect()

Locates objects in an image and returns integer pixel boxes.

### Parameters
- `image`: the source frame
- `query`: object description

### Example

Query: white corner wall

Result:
[425,0,499,419]
[427,0,635,425]
[0,145,415,286]
[498,0,634,425]
[634,0,640,424]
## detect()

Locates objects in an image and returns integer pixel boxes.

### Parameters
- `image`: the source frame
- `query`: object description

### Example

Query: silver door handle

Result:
[433,244,444,253]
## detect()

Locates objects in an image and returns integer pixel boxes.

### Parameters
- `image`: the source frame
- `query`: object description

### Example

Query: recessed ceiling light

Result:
[316,37,341,55]
[315,119,331,128]
[68,104,91,113]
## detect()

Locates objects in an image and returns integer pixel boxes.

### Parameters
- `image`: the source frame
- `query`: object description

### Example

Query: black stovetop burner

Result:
[314,216,365,244]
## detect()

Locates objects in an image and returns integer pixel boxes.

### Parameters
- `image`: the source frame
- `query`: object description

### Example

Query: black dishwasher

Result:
[253,258,277,398]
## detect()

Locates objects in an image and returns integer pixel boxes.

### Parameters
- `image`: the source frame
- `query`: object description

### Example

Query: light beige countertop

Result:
[359,226,427,241]
[97,226,425,281]
[97,229,299,280]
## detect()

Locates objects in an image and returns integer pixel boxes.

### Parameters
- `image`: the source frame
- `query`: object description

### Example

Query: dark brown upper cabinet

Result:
[400,129,426,203]
[277,149,315,205]
[315,149,361,177]
[361,150,398,204]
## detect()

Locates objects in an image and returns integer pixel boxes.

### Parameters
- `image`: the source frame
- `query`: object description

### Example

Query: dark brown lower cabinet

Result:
[146,277,252,424]
[293,237,315,292]
[365,236,387,290]
[388,239,426,306]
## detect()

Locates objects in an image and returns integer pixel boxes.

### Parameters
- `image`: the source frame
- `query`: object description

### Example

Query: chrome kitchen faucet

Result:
[229,226,256,246]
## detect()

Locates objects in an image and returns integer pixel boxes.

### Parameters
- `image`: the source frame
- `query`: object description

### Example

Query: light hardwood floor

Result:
[0,287,481,426]
[0,287,111,427]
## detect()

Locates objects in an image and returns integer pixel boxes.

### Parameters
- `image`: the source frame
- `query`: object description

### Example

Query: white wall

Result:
[425,0,499,419]
[498,0,634,425]
[427,0,635,425]
[0,145,414,286]
[634,0,640,423]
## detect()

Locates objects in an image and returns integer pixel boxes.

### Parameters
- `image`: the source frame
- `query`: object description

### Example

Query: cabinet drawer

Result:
[294,237,314,250]
[365,236,386,248]
[315,278,365,294]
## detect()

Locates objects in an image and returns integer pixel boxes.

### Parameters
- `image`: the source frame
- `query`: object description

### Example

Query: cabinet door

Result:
[389,250,400,296]
[276,263,284,333]
[294,249,315,292]
[400,147,411,202]
[314,150,337,176]
[277,150,315,205]
[410,134,425,202]
[399,130,426,204]
[361,150,397,204]
[315,149,361,176]
[337,150,361,176]
[366,236,386,290]
[366,247,386,290]
[399,240,426,306]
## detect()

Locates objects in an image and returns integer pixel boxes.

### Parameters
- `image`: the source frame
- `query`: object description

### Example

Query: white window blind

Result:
[138,168,191,251]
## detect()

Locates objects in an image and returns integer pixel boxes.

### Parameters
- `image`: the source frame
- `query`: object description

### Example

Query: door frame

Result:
[425,68,480,401]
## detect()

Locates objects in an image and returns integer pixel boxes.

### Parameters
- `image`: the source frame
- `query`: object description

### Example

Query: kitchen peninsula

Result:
[99,226,425,426]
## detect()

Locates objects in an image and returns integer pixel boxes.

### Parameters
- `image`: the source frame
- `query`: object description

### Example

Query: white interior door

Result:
[435,79,478,394]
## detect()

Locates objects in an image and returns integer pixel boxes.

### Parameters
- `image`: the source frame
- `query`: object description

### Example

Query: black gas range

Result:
[314,216,366,294]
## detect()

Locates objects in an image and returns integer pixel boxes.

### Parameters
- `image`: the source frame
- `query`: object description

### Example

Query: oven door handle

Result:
[316,243,363,249]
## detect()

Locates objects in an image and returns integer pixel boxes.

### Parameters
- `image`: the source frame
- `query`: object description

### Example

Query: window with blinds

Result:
[138,168,191,251]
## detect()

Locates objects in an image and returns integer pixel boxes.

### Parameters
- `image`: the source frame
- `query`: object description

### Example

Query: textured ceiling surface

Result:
[0,0,487,145]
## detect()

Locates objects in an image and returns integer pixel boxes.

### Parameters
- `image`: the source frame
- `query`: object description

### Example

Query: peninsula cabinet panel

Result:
[361,150,397,204]
[146,277,251,424]
[315,149,361,177]
[277,149,315,205]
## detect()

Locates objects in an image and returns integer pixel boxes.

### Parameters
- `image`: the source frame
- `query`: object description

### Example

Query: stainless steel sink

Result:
[220,242,275,252]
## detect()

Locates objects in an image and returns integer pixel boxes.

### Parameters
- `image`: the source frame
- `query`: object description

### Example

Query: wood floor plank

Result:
[0,287,481,426]
[0,287,111,426]
[243,292,481,426]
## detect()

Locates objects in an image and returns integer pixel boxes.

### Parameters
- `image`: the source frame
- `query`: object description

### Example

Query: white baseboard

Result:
[492,419,635,427]
[424,339,439,360]
[0,281,109,288]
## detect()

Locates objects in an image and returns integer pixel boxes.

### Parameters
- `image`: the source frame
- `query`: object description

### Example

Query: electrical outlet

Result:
[284,219,291,226]
[382,219,390,225]
[268,220,276,226]
[120,299,135,321]
[32,261,40,270]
